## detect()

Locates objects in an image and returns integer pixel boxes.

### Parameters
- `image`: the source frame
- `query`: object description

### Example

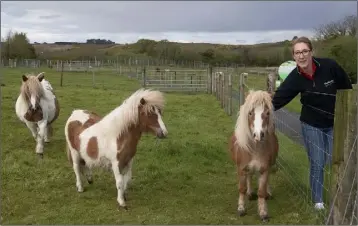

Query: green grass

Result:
[1,67,323,224]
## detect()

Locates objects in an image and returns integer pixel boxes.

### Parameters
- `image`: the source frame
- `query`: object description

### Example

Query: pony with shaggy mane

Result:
[15,72,60,158]
[229,90,278,222]
[64,88,168,209]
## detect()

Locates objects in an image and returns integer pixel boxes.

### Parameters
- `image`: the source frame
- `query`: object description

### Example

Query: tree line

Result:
[1,14,356,83]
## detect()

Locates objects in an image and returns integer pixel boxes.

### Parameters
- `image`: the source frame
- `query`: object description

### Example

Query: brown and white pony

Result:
[229,90,278,222]
[64,88,168,209]
[15,72,60,158]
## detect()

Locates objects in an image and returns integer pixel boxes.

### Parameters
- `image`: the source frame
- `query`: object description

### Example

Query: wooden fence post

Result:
[208,66,213,94]
[267,71,277,94]
[329,85,357,225]
[239,73,246,108]
[142,67,147,88]
[221,74,226,108]
[60,61,64,87]
[220,72,225,108]
[217,73,221,101]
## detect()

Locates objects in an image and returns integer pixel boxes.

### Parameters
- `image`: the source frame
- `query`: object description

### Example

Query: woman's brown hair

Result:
[291,36,313,53]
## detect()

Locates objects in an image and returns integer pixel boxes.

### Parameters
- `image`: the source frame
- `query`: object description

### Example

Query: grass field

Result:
[1,67,323,224]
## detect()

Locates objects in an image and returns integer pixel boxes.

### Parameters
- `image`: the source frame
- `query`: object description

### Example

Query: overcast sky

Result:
[1,1,356,44]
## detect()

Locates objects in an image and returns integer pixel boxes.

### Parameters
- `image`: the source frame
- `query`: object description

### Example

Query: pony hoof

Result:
[260,215,269,222]
[237,209,246,216]
[37,153,43,159]
[77,187,84,193]
[266,194,273,200]
[118,205,128,211]
[87,179,93,184]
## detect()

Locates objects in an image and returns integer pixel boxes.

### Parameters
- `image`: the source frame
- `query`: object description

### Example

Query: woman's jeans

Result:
[301,122,333,204]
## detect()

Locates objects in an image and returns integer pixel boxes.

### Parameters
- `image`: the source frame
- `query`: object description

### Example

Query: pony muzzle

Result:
[156,129,168,139]
[253,131,265,141]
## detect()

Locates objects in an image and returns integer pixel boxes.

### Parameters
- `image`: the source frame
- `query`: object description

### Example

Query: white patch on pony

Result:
[253,105,264,140]
[30,95,36,109]
[68,110,91,124]
[155,108,168,136]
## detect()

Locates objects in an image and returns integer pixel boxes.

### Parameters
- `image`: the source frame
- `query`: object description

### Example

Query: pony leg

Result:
[80,164,93,184]
[72,155,84,192]
[111,161,126,209]
[44,124,52,143]
[123,159,133,190]
[25,121,37,140]
[246,174,255,200]
[257,170,269,222]
[266,183,272,199]
[123,159,133,201]
[35,121,47,157]
[237,170,248,216]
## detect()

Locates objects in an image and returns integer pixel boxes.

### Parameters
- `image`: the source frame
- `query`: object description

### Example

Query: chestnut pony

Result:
[64,88,168,209]
[229,90,278,222]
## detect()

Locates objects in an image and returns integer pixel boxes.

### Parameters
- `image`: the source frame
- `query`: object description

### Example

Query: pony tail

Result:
[66,143,73,165]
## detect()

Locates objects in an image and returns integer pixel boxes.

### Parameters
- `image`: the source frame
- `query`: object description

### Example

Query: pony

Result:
[64,88,168,209]
[15,72,60,158]
[228,90,278,222]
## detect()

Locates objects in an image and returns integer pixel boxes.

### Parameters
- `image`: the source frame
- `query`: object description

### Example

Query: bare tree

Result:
[342,15,357,36]
[314,14,357,40]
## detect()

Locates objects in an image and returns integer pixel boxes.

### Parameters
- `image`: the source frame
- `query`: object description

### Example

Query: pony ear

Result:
[140,98,146,105]
[22,75,28,82]
[37,72,45,82]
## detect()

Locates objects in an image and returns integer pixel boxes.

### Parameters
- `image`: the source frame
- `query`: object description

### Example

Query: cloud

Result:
[1,1,356,44]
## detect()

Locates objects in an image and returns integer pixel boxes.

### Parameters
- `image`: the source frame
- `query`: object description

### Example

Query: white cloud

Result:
[0,1,351,44]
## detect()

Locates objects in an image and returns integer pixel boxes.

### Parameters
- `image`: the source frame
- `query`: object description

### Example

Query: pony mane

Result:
[234,90,274,151]
[100,88,165,137]
[20,73,45,105]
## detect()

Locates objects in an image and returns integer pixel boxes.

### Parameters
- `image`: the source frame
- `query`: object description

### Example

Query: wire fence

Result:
[1,58,247,70]
[211,69,358,225]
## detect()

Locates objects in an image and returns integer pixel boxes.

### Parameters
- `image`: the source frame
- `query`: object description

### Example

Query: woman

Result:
[271,36,352,210]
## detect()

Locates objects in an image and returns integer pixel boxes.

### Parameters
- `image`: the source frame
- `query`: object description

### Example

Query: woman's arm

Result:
[271,72,301,111]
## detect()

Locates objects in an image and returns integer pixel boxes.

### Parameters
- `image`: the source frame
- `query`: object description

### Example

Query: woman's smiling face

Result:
[293,42,313,69]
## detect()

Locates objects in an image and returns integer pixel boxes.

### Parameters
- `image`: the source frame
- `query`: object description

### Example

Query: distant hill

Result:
[29,39,295,67]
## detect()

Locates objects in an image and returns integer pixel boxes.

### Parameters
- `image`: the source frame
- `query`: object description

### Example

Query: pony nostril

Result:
[260,132,264,138]
[253,133,256,138]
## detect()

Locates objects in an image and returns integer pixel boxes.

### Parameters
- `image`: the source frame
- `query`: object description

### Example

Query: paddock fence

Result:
[210,69,358,225]
[140,68,210,92]
[1,58,242,70]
